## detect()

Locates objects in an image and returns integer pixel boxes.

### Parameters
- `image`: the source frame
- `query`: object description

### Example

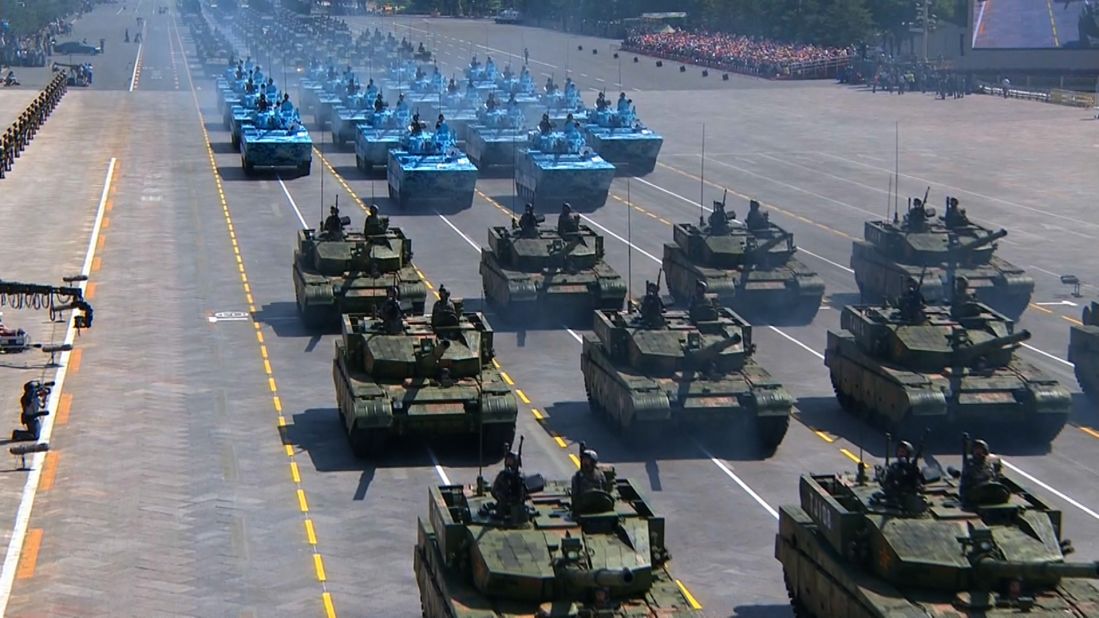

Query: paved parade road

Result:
[0,2,1097,617]
[972,0,1085,48]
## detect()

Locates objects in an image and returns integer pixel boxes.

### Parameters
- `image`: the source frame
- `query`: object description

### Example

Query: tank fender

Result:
[748,386,794,417]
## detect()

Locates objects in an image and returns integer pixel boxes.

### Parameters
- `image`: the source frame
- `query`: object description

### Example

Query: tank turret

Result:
[480,218,626,323]
[414,456,701,617]
[332,307,516,458]
[827,298,1071,441]
[852,196,1033,318]
[662,196,824,322]
[580,283,792,452]
[293,205,427,329]
[777,463,1099,616]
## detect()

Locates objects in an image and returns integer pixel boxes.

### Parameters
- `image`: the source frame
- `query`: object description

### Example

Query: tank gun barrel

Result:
[976,558,1099,580]
[558,567,635,589]
[954,330,1030,360]
[748,232,790,256]
[953,229,1007,254]
[686,333,742,367]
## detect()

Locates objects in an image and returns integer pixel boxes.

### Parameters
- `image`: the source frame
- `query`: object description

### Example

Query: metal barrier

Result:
[0,74,68,179]
[976,82,1096,112]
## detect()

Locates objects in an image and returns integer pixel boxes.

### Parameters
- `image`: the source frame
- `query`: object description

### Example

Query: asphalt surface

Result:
[972,0,1084,49]
[0,4,1097,618]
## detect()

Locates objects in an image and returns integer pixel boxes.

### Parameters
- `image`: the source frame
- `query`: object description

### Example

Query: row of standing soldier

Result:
[0,72,67,179]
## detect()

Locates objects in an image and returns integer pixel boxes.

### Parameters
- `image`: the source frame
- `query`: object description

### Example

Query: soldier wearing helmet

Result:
[380,286,403,334]
[557,202,579,236]
[571,447,607,499]
[491,447,522,508]
[961,438,1002,504]
[883,439,922,498]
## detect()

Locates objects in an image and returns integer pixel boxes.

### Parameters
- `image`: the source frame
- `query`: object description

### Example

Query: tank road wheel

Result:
[583,377,606,419]
[348,428,387,458]
[784,571,817,618]
[829,375,858,415]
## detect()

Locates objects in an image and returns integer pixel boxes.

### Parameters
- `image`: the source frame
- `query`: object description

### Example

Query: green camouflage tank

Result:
[332,297,516,458]
[661,196,824,323]
[293,207,426,328]
[825,287,1071,443]
[415,448,703,617]
[1068,301,1099,398]
[479,210,626,323]
[776,438,1099,617]
[851,196,1033,319]
[580,281,792,452]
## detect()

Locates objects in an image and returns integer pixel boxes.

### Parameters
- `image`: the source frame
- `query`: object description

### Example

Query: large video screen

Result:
[971,0,1099,49]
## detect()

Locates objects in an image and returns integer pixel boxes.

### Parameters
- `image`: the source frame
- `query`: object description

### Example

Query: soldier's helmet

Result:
[896,440,914,458]
[972,439,989,457]
[561,202,572,214]
[581,449,598,464]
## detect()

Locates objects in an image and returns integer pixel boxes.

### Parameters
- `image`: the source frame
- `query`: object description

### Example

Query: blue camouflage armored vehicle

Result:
[354,106,412,173]
[230,89,281,150]
[330,88,378,149]
[465,106,527,173]
[516,127,615,210]
[584,97,663,175]
[495,65,540,116]
[404,69,444,117]
[436,88,481,142]
[480,208,627,323]
[464,56,499,95]
[387,125,478,209]
[541,77,590,124]
[240,107,312,175]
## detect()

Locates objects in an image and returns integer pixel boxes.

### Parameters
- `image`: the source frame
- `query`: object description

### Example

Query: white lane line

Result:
[565,328,583,343]
[696,442,779,520]
[427,447,452,484]
[0,157,116,614]
[1001,460,1099,521]
[129,40,144,92]
[578,214,660,262]
[799,248,853,274]
[768,326,825,360]
[437,213,480,251]
[1021,343,1073,368]
[635,176,709,210]
[278,177,310,229]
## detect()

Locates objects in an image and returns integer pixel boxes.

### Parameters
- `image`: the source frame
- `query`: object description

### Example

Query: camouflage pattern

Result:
[292,216,427,328]
[387,129,478,209]
[516,130,616,210]
[777,467,1099,617]
[479,221,626,322]
[541,81,590,125]
[354,107,411,172]
[583,108,664,175]
[240,110,312,174]
[1068,301,1099,398]
[437,91,482,141]
[662,202,825,322]
[332,310,517,458]
[581,297,792,452]
[852,197,1033,318]
[465,107,527,171]
[826,299,1071,442]
[415,467,702,617]
[405,72,445,117]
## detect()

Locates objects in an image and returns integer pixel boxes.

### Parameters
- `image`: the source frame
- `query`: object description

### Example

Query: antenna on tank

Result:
[893,122,900,220]
[699,123,706,226]
[627,177,633,303]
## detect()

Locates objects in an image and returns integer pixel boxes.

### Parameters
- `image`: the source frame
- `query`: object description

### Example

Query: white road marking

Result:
[696,442,780,520]
[437,213,480,251]
[635,176,710,210]
[578,214,660,262]
[768,326,825,360]
[129,41,144,92]
[278,177,310,229]
[427,447,452,484]
[1002,460,1099,521]
[0,158,116,614]
[565,328,583,343]
[798,248,853,274]
[973,0,988,48]
[1021,343,1073,368]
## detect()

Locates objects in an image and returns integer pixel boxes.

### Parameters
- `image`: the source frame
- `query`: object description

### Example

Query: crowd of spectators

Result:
[0,19,72,68]
[622,30,853,79]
